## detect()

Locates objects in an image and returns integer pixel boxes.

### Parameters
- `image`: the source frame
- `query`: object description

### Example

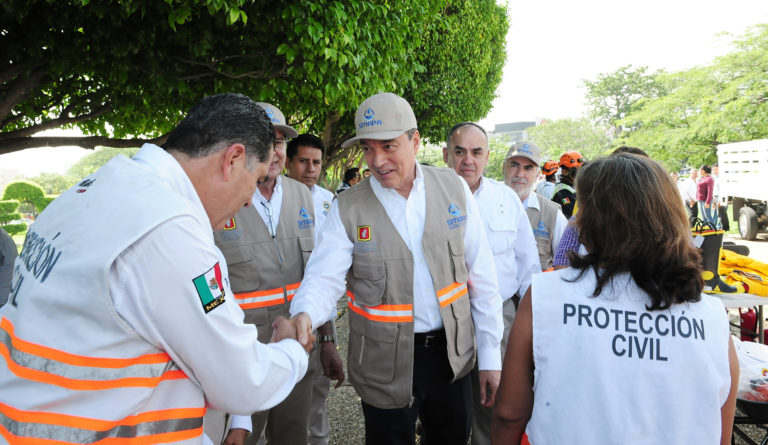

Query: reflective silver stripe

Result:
[0,411,202,443]
[235,292,284,306]
[0,328,178,382]
[437,283,467,307]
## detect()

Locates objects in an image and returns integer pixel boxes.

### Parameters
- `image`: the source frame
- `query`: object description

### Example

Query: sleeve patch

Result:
[193,262,226,313]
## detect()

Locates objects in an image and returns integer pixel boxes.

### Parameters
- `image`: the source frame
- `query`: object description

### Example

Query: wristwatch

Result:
[319,335,335,344]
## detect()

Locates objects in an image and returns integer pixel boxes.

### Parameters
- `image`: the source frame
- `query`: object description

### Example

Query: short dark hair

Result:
[571,154,703,310]
[162,93,274,165]
[611,146,648,157]
[445,122,487,146]
[287,134,325,160]
[344,168,360,183]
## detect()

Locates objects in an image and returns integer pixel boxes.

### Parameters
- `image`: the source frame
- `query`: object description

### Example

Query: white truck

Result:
[717,139,768,240]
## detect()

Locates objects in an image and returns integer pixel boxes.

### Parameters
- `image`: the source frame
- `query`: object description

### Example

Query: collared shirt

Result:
[253,175,284,231]
[535,180,556,200]
[474,177,539,299]
[524,192,567,255]
[291,163,503,370]
[682,177,697,202]
[310,184,335,238]
[113,144,307,414]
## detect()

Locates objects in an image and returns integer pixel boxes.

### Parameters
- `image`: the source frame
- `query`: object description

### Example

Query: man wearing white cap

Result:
[504,141,567,272]
[211,103,317,445]
[289,93,503,444]
[442,123,539,445]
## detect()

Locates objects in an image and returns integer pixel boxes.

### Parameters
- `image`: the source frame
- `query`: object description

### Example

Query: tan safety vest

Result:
[214,177,314,342]
[526,193,561,271]
[337,166,475,409]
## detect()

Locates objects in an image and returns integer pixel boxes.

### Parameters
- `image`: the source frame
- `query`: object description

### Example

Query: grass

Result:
[11,230,25,254]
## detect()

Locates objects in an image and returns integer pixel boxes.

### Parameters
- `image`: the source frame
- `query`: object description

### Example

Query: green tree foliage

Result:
[68,147,139,179]
[0,199,24,236]
[2,181,52,216]
[527,118,610,162]
[25,172,78,195]
[583,65,665,138]
[618,25,768,169]
[1,0,507,176]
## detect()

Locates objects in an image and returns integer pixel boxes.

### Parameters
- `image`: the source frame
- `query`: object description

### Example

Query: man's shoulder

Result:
[535,193,562,211]
[313,185,334,201]
[282,175,313,199]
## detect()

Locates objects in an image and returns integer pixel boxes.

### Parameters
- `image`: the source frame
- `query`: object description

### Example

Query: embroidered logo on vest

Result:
[223,218,237,230]
[298,207,314,230]
[446,203,467,230]
[533,220,550,238]
[357,225,371,241]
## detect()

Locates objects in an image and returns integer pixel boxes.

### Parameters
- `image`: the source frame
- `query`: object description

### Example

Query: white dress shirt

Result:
[474,177,540,299]
[253,175,284,231]
[524,192,568,255]
[291,163,503,370]
[111,145,308,416]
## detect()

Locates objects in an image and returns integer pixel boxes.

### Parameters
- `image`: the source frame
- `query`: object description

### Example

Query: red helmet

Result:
[542,160,560,176]
[559,151,584,168]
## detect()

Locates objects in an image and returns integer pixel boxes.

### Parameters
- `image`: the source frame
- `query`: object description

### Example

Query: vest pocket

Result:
[349,261,386,306]
[450,296,474,356]
[448,237,469,283]
[218,244,253,265]
[298,235,314,267]
[349,321,398,384]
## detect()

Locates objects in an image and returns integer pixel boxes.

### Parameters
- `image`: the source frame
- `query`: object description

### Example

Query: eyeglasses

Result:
[261,201,276,238]
[506,160,537,172]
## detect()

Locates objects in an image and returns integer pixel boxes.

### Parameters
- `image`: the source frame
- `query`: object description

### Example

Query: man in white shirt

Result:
[289,93,503,445]
[442,122,539,445]
[682,168,699,221]
[0,93,311,444]
[504,141,568,272]
[285,133,344,445]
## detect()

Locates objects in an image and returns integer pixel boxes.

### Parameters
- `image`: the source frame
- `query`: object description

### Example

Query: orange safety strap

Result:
[0,401,204,444]
[0,318,186,390]
[436,282,468,308]
[346,291,413,323]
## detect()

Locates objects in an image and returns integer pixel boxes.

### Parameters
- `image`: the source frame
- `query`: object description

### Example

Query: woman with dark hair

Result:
[698,164,718,226]
[491,154,738,444]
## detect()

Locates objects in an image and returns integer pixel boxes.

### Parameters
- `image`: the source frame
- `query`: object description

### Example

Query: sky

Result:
[3,0,768,176]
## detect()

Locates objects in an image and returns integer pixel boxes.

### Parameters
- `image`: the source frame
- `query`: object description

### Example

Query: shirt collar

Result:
[254,175,283,204]
[524,192,540,211]
[369,161,424,199]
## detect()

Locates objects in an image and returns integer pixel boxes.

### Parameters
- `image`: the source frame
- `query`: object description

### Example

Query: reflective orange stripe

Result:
[543,267,555,272]
[436,282,468,307]
[235,282,301,309]
[0,419,201,445]
[0,401,203,431]
[1,318,171,368]
[0,341,186,390]
[346,291,413,323]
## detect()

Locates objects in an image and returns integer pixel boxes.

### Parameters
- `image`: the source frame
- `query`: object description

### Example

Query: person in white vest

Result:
[285,133,345,445]
[492,153,738,444]
[0,93,311,444]
[289,92,503,445]
[441,122,540,445]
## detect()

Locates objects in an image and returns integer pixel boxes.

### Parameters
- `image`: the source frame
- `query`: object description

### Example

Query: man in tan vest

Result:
[212,103,316,445]
[442,123,540,445]
[504,141,567,272]
[289,93,503,445]
[285,133,344,445]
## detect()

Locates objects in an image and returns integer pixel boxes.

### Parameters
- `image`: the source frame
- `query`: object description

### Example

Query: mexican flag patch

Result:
[193,262,225,313]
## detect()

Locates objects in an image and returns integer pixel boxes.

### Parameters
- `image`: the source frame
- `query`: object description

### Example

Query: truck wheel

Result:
[739,207,759,240]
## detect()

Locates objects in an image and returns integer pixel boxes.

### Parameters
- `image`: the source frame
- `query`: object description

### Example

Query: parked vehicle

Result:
[718,139,768,240]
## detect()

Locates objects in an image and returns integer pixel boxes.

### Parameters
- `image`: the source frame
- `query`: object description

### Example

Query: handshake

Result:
[269,313,316,354]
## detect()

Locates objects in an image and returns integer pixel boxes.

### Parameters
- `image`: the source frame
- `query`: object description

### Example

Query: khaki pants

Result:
[308,343,331,445]
[471,296,517,445]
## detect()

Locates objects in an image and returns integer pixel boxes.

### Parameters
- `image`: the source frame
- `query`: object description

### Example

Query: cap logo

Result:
[364,108,375,121]
[519,144,532,154]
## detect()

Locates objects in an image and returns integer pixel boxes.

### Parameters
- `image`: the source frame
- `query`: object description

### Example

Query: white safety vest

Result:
[527,269,731,444]
[0,155,205,443]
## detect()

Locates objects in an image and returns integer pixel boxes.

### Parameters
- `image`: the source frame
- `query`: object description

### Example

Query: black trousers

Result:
[361,330,473,445]
[687,201,698,224]
[718,204,730,231]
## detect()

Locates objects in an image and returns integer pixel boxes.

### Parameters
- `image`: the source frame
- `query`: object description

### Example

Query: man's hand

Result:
[290,312,314,349]
[478,370,501,408]
[321,342,346,388]
[222,428,249,445]
[271,315,315,354]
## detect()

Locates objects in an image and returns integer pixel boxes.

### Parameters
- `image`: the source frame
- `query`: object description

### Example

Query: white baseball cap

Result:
[341,93,417,148]
[255,102,298,138]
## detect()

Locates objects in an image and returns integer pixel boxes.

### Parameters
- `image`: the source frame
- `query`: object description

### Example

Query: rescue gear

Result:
[559,151,584,169]
[691,219,744,294]
[720,249,768,297]
[542,160,560,176]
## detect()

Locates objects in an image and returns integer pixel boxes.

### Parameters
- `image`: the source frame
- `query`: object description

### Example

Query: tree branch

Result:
[175,56,288,81]
[0,134,168,156]
[0,65,24,85]
[0,68,48,125]
[1,103,112,139]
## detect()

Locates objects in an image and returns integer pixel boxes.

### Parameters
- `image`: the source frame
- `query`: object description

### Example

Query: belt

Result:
[510,294,521,310]
[414,329,446,348]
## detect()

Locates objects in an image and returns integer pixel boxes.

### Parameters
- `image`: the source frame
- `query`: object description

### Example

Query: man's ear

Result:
[442,146,449,164]
[411,130,420,156]
[220,143,247,180]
